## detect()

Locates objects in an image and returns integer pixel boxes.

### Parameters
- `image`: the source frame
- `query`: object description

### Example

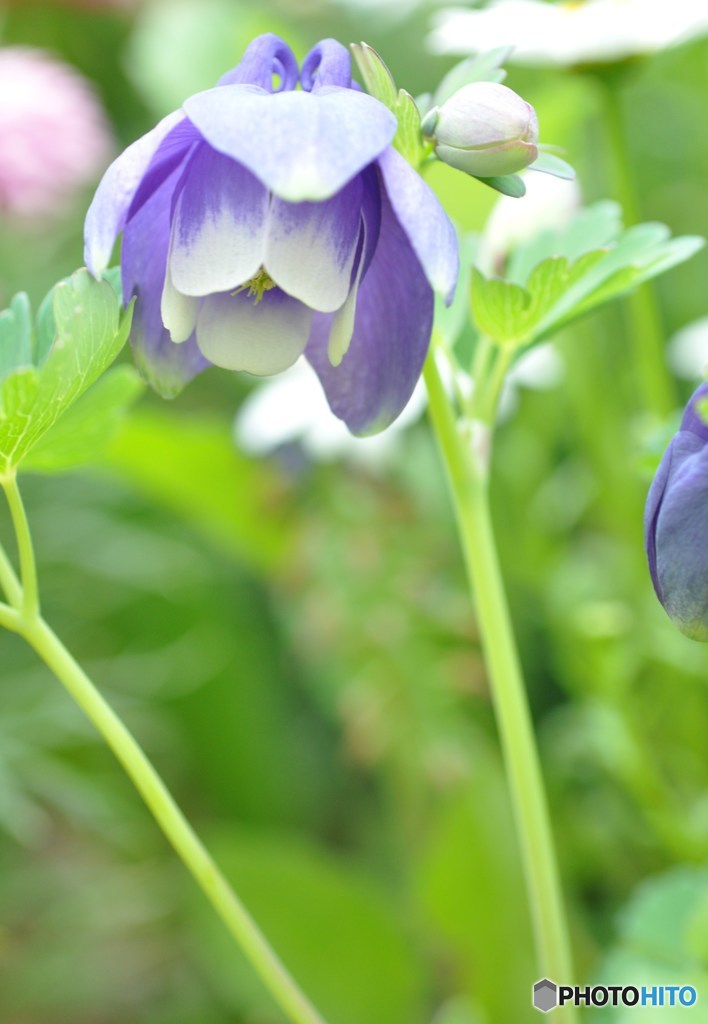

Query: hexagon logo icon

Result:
[533,978,558,1013]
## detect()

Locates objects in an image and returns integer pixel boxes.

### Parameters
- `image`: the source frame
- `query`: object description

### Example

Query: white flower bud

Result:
[429,81,539,178]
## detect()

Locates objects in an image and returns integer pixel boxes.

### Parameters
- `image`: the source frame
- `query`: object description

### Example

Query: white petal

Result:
[161,265,198,343]
[170,146,268,297]
[196,289,312,375]
[265,177,362,313]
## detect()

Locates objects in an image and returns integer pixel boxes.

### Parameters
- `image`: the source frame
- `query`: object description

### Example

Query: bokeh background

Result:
[1,1,708,1021]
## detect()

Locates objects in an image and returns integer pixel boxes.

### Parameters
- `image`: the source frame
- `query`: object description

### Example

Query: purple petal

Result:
[325,170,382,365]
[168,144,268,296]
[127,117,201,223]
[122,167,208,397]
[217,34,298,92]
[183,85,397,202]
[377,146,459,304]
[649,432,708,640]
[301,40,351,90]
[306,187,433,435]
[644,439,675,601]
[85,110,187,275]
[196,288,312,376]
[265,175,363,313]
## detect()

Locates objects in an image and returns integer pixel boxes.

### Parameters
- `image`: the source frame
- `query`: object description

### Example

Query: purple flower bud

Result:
[645,382,708,641]
[83,34,459,435]
[428,81,539,178]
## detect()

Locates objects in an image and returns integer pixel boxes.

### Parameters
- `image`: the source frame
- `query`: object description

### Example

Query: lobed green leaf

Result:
[472,203,705,349]
[351,43,428,167]
[0,269,134,475]
[21,365,144,474]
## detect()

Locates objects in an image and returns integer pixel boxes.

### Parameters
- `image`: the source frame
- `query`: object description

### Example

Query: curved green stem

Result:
[424,351,576,1009]
[0,476,328,1024]
[0,542,21,609]
[0,508,22,611]
[2,472,39,617]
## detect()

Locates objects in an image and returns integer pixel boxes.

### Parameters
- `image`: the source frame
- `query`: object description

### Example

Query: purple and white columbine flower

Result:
[645,382,708,641]
[84,34,458,435]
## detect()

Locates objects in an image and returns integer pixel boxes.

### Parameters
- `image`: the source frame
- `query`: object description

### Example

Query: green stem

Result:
[423,352,576,1006]
[481,347,514,424]
[0,478,328,1024]
[0,537,21,609]
[0,600,20,632]
[598,71,674,418]
[2,472,39,617]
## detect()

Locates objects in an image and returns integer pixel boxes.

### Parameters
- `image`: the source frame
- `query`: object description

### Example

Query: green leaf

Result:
[475,174,527,198]
[471,269,530,345]
[0,293,33,382]
[21,365,144,473]
[472,204,705,349]
[393,88,426,166]
[351,43,426,166]
[350,42,398,109]
[0,269,133,475]
[506,200,622,284]
[595,868,708,1021]
[528,151,575,179]
[433,46,512,106]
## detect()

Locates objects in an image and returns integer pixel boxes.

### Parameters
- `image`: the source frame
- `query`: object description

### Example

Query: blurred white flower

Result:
[0,47,112,218]
[235,360,426,468]
[428,0,708,67]
[236,344,563,467]
[477,170,582,275]
[667,317,708,380]
[500,343,565,417]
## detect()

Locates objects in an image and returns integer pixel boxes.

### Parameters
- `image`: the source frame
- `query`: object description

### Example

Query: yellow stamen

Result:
[233,267,277,304]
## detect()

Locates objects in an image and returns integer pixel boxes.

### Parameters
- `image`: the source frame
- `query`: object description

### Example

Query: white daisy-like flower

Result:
[428,0,708,67]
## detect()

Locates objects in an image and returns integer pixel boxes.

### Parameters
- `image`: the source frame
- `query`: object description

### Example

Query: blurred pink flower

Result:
[0,46,113,218]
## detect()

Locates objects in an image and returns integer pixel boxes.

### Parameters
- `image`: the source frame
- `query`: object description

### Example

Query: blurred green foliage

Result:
[1,1,708,1022]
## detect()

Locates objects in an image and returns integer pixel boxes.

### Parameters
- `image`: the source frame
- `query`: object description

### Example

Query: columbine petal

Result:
[645,383,708,639]
[85,109,186,275]
[196,288,312,376]
[300,39,352,90]
[306,189,433,435]
[265,176,363,313]
[647,433,708,639]
[377,146,458,304]
[217,33,299,91]
[161,264,198,343]
[183,85,397,202]
[168,144,268,296]
[122,167,209,397]
[126,117,201,223]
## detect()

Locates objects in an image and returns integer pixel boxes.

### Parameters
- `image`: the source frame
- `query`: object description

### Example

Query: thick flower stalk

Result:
[645,382,708,641]
[84,34,457,435]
